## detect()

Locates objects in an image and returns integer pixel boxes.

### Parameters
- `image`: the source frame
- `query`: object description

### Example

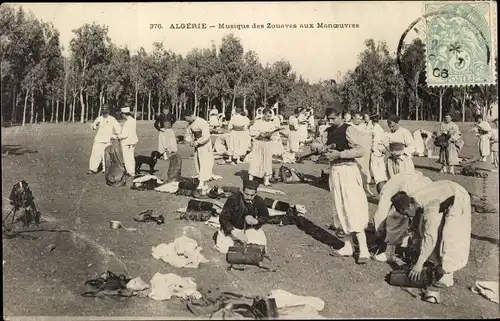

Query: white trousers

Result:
[121,143,136,176]
[195,142,214,183]
[89,142,110,172]
[215,228,267,254]
[329,164,369,234]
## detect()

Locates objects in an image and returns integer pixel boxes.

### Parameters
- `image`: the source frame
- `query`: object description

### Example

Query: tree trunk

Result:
[376,102,380,115]
[157,92,161,116]
[42,100,46,123]
[243,94,247,112]
[253,99,257,119]
[134,83,138,119]
[141,94,145,120]
[396,95,399,116]
[414,73,419,121]
[72,94,76,123]
[148,90,152,120]
[86,92,91,122]
[79,89,85,123]
[206,99,210,120]
[194,83,198,116]
[222,99,226,116]
[63,82,67,123]
[12,87,17,124]
[231,85,237,114]
[50,98,54,122]
[98,91,103,116]
[55,100,59,123]
[91,96,95,120]
[22,89,29,126]
[30,88,35,124]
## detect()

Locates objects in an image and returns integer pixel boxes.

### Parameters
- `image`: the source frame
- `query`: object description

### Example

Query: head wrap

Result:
[243,179,260,191]
[390,191,411,212]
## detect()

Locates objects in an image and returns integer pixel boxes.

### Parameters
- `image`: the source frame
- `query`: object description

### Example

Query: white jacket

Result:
[92,115,121,143]
[119,117,139,145]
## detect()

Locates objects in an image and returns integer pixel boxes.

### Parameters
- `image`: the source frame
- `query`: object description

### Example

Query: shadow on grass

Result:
[300,173,329,191]
[1,144,38,156]
[414,164,441,172]
[295,216,344,249]
[471,233,499,246]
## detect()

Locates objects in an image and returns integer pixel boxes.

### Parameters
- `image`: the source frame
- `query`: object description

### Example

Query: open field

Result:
[2,120,499,318]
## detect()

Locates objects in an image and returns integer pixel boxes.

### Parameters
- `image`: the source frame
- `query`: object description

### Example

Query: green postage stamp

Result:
[424,1,497,87]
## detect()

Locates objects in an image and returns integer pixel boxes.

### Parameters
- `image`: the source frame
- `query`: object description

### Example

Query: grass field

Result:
[1,120,499,318]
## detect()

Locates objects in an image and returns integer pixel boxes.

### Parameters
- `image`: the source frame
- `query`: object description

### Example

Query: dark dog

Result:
[135,151,162,174]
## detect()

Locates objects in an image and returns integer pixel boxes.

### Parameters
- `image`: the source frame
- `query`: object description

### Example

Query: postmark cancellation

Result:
[424,1,497,87]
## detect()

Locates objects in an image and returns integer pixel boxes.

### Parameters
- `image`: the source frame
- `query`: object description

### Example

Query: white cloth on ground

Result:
[133,175,164,185]
[215,228,267,254]
[268,289,325,319]
[155,181,180,194]
[470,281,499,304]
[151,236,209,268]
[148,272,202,301]
[126,277,150,291]
[205,216,220,229]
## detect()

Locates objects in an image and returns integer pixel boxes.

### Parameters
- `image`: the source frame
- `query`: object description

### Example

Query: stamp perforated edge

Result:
[424,1,498,88]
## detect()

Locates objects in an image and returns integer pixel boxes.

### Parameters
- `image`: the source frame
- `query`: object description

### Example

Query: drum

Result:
[226,244,265,266]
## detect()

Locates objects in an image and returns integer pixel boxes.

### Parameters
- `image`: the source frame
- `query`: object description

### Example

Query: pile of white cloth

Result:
[151,236,208,268]
[132,175,164,185]
[471,281,499,304]
[268,289,326,319]
[155,181,180,194]
[148,272,202,301]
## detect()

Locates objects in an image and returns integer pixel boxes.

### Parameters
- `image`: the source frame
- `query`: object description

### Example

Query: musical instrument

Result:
[388,266,435,288]
[226,244,266,266]
[296,142,336,163]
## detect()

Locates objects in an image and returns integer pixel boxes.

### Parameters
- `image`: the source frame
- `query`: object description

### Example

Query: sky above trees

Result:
[13,2,423,83]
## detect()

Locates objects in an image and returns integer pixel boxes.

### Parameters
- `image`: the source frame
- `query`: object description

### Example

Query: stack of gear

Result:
[131,175,164,191]
[389,142,406,158]
[180,199,217,222]
[263,197,306,225]
[165,153,182,183]
[225,243,277,272]
[461,165,489,178]
[176,178,203,197]
[387,264,438,288]
[186,288,326,319]
[206,186,241,199]
[433,133,450,150]
[5,180,41,228]
[104,139,127,187]
[271,166,305,184]
[134,209,165,225]
[186,289,279,319]
[81,271,133,297]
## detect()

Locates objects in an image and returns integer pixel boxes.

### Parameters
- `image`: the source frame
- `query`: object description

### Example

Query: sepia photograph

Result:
[1,1,498,319]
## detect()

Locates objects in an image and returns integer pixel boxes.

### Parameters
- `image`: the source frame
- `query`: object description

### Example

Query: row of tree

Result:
[1,5,497,127]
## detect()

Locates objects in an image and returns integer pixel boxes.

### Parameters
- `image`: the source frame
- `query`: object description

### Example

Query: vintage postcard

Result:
[1,2,498,320]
